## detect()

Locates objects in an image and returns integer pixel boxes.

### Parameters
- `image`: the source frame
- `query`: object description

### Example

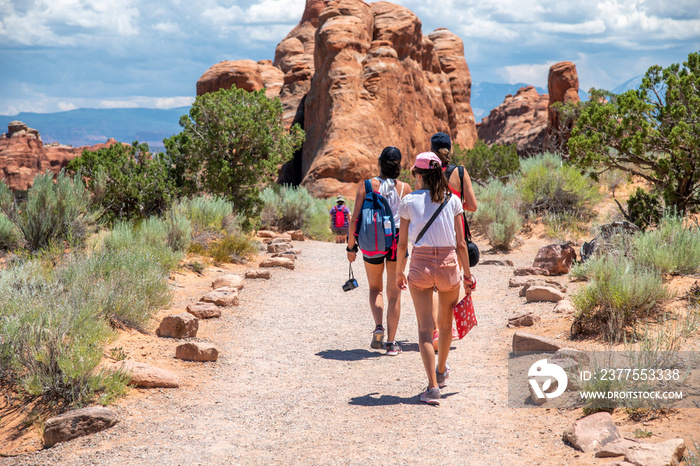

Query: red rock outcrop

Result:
[196,60,284,101]
[273,0,320,128]
[476,86,549,155]
[546,61,580,151]
[0,122,120,191]
[0,121,49,191]
[197,0,478,198]
[300,0,478,197]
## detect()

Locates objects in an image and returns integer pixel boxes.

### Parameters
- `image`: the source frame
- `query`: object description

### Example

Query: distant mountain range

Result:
[0,78,642,149]
[0,107,190,151]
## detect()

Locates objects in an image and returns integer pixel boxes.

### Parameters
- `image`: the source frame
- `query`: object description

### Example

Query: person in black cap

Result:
[346,146,412,356]
[429,132,478,350]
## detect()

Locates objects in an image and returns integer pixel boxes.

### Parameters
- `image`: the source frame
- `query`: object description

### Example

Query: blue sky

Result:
[0,0,698,115]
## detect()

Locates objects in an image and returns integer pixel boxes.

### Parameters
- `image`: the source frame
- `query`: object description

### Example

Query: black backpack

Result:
[445,164,479,267]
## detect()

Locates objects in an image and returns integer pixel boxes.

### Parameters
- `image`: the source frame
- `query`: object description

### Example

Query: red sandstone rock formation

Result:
[0,121,49,191]
[546,61,580,151]
[300,0,478,197]
[476,86,549,155]
[273,0,321,128]
[196,60,284,101]
[0,122,120,191]
[197,0,478,198]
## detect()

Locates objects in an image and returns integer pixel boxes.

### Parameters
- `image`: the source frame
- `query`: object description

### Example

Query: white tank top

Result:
[375,177,404,226]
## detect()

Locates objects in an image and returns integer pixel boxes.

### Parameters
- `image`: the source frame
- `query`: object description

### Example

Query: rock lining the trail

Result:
[156,312,199,339]
[109,360,180,388]
[43,407,118,448]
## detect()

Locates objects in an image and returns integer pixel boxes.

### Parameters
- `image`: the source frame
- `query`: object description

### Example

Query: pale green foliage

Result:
[0,212,19,250]
[0,170,98,252]
[472,180,521,250]
[260,185,338,241]
[571,255,670,341]
[173,195,234,231]
[0,240,173,405]
[630,212,700,274]
[517,152,601,216]
[103,220,185,272]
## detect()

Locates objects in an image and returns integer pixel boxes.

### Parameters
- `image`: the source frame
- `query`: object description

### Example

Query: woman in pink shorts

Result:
[395,152,474,406]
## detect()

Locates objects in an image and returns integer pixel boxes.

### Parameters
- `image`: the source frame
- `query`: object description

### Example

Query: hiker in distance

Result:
[330,195,351,243]
[346,146,412,356]
[395,152,474,406]
[429,132,478,351]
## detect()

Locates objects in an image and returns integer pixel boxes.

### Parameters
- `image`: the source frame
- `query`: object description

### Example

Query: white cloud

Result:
[57,101,77,111]
[0,96,194,115]
[0,0,140,46]
[200,5,246,30]
[500,63,555,86]
[542,19,606,35]
[153,22,180,34]
[247,0,305,23]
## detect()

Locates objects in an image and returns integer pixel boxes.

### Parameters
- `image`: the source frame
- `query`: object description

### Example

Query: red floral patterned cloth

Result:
[453,294,477,339]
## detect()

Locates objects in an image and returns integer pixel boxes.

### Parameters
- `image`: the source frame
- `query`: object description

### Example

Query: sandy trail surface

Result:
[2,239,694,465]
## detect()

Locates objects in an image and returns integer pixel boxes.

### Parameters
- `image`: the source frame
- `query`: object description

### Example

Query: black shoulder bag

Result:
[445,164,480,267]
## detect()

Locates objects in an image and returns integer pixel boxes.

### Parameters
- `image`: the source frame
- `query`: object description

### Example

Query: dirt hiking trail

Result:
[2,238,697,465]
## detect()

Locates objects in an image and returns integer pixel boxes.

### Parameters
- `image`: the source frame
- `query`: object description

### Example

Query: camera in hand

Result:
[342,277,359,292]
[343,263,358,292]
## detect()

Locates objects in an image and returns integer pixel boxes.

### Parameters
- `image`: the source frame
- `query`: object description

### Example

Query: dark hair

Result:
[412,161,450,203]
[379,146,401,179]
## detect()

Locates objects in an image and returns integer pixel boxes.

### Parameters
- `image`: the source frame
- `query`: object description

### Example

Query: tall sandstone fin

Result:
[196,0,478,198]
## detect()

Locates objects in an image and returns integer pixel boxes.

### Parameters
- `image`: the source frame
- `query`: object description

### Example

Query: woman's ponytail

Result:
[413,161,450,203]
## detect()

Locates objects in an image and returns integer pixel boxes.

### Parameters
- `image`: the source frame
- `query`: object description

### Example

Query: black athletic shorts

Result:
[363,230,405,265]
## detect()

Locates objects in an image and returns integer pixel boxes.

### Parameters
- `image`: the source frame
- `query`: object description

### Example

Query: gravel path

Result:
[4,239,587,465]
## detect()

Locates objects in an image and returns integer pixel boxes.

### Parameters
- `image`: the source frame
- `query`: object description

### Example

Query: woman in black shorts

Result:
[346,147,412,355]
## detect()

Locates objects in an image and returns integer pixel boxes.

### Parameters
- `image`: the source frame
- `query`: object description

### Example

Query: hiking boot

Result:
[371,325,385,349]
[385,341,402,356]
[419,387,441,406]
[436,365,450,388]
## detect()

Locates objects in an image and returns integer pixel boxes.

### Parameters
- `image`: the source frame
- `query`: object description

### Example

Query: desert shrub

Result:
[260,185,337,241]
[626,187,663,231]
[571,255,670,341]
[0,170,98,252]
[542,212,589,243]
[207,234,259,264]
[569,51,700,214]
[67,142,178,221]
[517,152,600,216]
[0,212,19,250]
[472,180,521,249]
[139,212,192,253]
[0,245,172,405]
[452,140,520,185]
[102,220,184,272]
[630,212,700,274]
[164,87,304,221]
[172,195,234,232]
[70,249,173,328]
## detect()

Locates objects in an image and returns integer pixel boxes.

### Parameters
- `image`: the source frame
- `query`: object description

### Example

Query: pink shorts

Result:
[408,247,461,292]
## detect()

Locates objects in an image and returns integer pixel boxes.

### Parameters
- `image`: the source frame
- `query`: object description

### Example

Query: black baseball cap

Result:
[379,146,402,163]
[430,132,451,152]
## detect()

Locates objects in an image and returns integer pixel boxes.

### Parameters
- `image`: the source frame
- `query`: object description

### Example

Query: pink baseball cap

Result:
[411,152,442,170]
